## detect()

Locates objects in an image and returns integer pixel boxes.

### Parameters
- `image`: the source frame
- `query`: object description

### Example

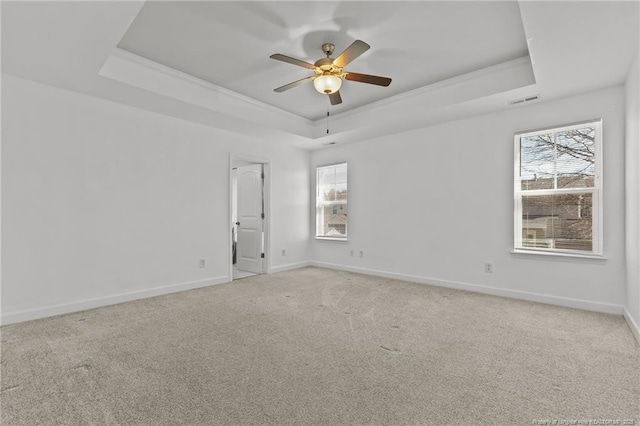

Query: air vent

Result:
[508,95,540,105]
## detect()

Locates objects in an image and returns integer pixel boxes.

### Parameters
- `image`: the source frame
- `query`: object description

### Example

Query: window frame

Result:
[513,119,603,257]
[316,162,348,241]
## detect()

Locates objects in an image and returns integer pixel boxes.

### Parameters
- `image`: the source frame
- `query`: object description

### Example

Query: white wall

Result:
[1,73,633,325]
[1,75,310,324]
[311,86,627,313]
[625,51,640,336]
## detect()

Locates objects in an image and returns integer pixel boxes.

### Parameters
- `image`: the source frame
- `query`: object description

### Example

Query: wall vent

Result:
[508,95,540,105]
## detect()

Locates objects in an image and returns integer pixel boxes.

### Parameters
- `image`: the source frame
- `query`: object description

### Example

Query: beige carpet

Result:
[1,267,639,425]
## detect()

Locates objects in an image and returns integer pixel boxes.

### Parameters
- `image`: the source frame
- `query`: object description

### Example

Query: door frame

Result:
[229,154,270,281]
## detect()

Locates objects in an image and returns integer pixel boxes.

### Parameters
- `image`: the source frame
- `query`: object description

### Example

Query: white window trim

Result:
[316,162,348,240]
[316,236,349,242]
[513,119,603,257]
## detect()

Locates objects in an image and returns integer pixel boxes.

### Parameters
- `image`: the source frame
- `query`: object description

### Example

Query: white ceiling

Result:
[2,1,639,150]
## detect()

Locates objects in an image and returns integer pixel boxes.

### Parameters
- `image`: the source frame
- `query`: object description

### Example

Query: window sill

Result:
[315,236,348,242]
[511,249,607,261]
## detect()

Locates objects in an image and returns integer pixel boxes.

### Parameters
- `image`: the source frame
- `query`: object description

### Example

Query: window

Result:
[316,163,348,239]
[514,120,602,256]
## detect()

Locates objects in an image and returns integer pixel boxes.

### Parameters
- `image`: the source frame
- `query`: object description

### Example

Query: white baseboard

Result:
[4,263,630,334]
[269,261,311,273]
[310,261,624,315]
[1,276,229,326]
[623,308,640,345]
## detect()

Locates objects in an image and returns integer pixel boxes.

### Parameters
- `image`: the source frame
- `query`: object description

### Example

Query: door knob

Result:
[235,221,240,226]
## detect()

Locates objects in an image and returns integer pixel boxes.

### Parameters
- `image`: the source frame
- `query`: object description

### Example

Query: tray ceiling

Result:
[117,1,530,121]
[2,1,638,149]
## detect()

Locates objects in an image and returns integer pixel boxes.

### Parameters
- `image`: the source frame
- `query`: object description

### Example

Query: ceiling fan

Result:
[270,40,392,105]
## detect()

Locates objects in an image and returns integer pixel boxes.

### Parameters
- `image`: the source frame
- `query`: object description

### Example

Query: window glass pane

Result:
[316,163,347,238]
[520,127,595,190]
[322,184,336,201]
[521,193,593,251]
[521,135,555,190]
[333,163,347,183]
[555,127,595,189]
[319,169,336,187]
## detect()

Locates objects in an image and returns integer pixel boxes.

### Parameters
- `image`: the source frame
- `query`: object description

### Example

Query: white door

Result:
[236,164,263,274]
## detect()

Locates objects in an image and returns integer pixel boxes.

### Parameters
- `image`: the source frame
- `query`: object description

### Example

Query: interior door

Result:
[236,164,263,274]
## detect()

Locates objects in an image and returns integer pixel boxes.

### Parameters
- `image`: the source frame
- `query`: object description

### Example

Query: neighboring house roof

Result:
[325,214,347,225]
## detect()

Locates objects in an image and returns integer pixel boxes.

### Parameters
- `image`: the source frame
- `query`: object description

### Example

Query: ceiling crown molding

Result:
[100,48,537,147]
[99,48,315,139]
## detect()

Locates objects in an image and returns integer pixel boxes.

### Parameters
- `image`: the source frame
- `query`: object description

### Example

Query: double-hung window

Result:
[514,120,602,256]
[316,163,348,239]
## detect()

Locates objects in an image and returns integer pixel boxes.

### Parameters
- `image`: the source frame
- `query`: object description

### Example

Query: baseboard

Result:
[623,307,640,345]
[4,263,629,331]
[310,261,624,315]
[269,261,311,273]
[1,275,229,326]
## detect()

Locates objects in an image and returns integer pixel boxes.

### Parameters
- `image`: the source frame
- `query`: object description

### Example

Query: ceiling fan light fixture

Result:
[313,74,342,94]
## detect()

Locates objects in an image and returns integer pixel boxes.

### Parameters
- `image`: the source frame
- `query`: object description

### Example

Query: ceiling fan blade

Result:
[345,72,392,87]
[274,76,314,92]
[270,53,316,70]
[328,91,342,105]
[333,40,370,68]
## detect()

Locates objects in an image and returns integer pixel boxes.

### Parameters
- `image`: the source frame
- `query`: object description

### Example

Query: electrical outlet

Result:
[484,263,493,273]
[359,250,364,258]
[199,259,206,268]
[281,249,286,256]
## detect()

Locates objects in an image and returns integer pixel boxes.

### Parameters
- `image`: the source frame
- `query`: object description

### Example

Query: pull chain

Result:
[326,111,330,135]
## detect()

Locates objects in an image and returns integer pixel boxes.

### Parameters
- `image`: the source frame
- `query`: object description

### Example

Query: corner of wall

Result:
[624,47,640,331]
[624,307,640,345]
